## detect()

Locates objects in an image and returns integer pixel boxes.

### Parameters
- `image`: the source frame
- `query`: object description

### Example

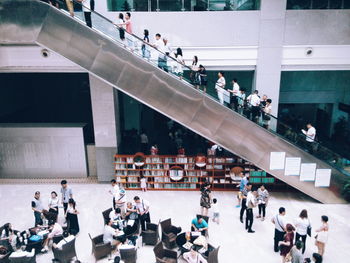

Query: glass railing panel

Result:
[312,0,328,9]
[208,0,260,11]
[329,0,343,9]
[158,0,183,11]
[55,0,350,179]
[287,0,312,9]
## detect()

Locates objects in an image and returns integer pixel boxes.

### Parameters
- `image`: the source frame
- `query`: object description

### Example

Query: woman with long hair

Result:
[48,191,60,215]
[295,209,310,254]
[66,199,80,235]
[118,13,125,41]
[199,182,212,216]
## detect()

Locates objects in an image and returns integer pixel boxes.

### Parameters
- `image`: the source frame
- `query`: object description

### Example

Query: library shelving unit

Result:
[114,154,279,191]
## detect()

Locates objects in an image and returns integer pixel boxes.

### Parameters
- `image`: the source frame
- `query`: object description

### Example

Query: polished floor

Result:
[0,183,349,263]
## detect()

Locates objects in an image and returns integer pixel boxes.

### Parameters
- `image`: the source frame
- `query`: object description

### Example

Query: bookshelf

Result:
[114,154,278,191]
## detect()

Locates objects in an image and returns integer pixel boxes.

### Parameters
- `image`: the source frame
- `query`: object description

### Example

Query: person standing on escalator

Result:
[78,0,92,28]
[215,71,226,105]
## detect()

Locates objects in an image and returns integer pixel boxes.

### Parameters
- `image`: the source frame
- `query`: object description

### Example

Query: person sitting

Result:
[103,220,120,247]
[125,202,138,220]
[183,246,207,263]
[191,215,208,236]
[41,220,63,252]
[52,231,75,250]
[0,223,17,251]
[109,208,124,230]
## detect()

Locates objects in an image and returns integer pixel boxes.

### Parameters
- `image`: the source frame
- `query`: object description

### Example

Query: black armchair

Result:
[52,237,77,263]
[9,249,36,263]
[153,242,177,263]
[88,233,113,261]
[120,246,137,263]
[160,219,181,249]
[141,221,159,246]
[102,208,113,225]
[205,245,220,263]
[0,252,11,263]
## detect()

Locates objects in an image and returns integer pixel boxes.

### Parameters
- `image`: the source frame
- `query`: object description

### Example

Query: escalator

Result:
[1,0,348,203]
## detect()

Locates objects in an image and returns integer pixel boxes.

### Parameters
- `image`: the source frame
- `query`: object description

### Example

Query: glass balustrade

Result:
[287,0,350,10]
[106,0,260,11]
[54,0,350,182]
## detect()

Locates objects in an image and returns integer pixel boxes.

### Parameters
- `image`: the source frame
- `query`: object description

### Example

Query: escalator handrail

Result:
[51,0,349,168]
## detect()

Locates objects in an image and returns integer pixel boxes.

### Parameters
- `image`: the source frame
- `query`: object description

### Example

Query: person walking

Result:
[153,33,167,71]
[190,56,200,88]
[140,131,149,153]
[211,198,220,224]
[115,188,127,215]
[229,78,240,111]
[315,215,328,256]
[48,191,60,215]
[133,196,150,231]
[140,175,147,192]
[272,207,287,252]
[215,71,226,105]
[60,180,73,217]
[256,185,269,221]
[199,183,212,216]
[295,209,311,254]
[239,183,248,223]
[66,198,80,235]
[109,179,120,210]
[279,224,295,263]
[32,191,44,226]
[245,184,256,233]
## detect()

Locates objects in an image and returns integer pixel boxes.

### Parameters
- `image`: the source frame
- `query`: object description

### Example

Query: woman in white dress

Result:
[174,48,185,80]
[215,71,226,105]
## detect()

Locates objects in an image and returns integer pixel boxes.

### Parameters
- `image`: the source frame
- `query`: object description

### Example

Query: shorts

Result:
[213,212,219,218]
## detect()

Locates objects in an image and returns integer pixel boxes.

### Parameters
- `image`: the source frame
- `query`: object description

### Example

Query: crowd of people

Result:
[196,173,328,263]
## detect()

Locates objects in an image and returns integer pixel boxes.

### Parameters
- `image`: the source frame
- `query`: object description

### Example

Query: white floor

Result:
[0,183,349,263]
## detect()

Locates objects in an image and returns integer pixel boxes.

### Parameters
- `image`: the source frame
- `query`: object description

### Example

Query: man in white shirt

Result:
[271,207,287,252]
[229,78,240,111]
[103,220,119,245]
[247,90,261,122]
[109,179,120,210]
[153,33,167,71]
[245,183,257,233]
[302,123,317,153]
[133,196,150,231]
[115,189,127,215]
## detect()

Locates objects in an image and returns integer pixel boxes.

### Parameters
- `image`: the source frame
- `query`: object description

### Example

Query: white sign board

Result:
[223,90,231,104]
[315,169,331,187]
[270,152,286,170]
[299,163,317,181]
[284,157,301,176]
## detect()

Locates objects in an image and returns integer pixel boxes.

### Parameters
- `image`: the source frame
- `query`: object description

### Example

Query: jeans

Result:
[245,208,254,231]
[258,203,266,217]
[295,232,307,254]
[34,211,43,226]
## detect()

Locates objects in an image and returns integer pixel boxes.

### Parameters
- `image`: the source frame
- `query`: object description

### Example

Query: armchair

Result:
[160,219,181,249]
[153,242,177,263]
[102,208,113,225]
[88,233,113,261]
[0,252,11,263]
[120,246,137,263]
[9,249,36,263]
[52,237,77,263]
[141,221,159,245]
[205,245,220,263]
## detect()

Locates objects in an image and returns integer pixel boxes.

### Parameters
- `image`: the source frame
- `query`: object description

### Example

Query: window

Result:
[287,0,349,10]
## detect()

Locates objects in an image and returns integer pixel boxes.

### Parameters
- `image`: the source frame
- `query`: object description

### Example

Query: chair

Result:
[205,245,220,263]
[141,221,159,246]
[153,242,177,263]
[9,249,36,263]
[52,237,77,263]
[88,233,113,261]
[0,252,11,263]
[102,208,113,225]
[160,219,181,249]
[120,247,137,263]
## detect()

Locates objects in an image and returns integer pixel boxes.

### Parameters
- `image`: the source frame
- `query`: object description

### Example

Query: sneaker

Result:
[247,230,255,233]
[256,215,261,218]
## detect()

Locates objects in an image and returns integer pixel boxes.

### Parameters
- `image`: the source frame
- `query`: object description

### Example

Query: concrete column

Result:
[89,74,119,182]
[255,0,287,116]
